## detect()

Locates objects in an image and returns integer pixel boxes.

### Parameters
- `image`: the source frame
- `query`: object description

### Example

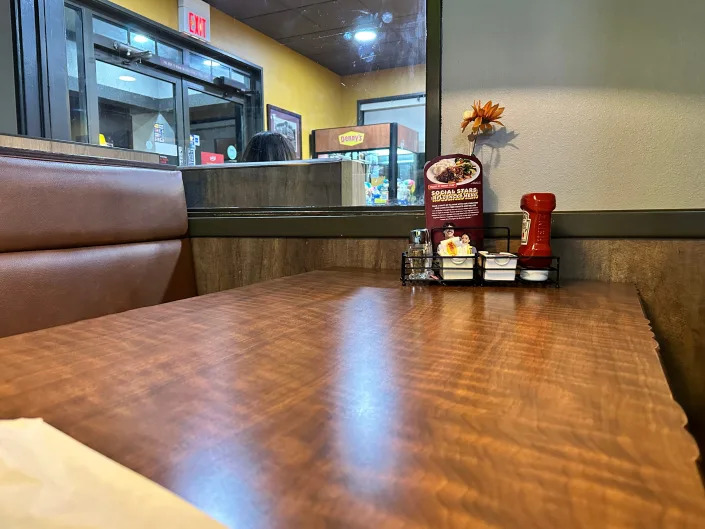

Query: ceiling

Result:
[206,0,426,76]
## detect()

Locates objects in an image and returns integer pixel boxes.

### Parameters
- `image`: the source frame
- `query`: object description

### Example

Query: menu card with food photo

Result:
[423,154,484,250]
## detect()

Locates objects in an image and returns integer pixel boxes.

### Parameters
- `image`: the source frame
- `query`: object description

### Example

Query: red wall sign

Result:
[188,12,207,39]
[201,152,224,165]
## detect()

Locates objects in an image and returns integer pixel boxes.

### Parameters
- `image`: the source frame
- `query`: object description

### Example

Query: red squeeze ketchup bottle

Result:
[517,193,556,281]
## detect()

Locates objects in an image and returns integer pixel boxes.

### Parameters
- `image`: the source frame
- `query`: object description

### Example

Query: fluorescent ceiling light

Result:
[354,30,377,42]
[118,75,136,82]
[132,34,149,43]
[203,60,220,67]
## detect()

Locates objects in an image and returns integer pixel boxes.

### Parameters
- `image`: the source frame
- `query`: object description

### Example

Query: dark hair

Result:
[443,222,456,229]
[242,131,295,162]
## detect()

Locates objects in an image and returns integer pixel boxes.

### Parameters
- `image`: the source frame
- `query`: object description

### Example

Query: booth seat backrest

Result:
[0,154,197,338]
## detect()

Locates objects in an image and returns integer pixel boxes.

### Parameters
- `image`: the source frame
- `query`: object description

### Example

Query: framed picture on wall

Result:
[267,105,302,159]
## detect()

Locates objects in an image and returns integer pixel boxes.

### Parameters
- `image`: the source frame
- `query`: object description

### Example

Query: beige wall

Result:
[441,0,705,212]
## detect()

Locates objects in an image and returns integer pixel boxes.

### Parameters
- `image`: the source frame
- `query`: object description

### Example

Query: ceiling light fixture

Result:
[353,30,377,43]
[132,34,149,43]
[118,75,136,82]
[203,59,220,67]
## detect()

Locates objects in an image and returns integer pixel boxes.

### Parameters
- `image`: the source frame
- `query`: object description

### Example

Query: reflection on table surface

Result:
[0,271,703,528]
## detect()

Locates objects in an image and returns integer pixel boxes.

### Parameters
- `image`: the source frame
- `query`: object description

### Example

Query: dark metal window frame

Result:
[12,0,53,138]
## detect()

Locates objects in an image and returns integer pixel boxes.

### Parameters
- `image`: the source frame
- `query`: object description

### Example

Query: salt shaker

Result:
[408,229,432,279]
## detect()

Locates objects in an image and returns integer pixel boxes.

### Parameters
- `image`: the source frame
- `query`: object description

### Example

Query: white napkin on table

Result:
[0,418,226,529]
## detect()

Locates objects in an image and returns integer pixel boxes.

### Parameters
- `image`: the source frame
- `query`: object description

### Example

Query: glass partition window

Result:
[95,61,178,163]
[65,6,88,142]
[213,0,427,207]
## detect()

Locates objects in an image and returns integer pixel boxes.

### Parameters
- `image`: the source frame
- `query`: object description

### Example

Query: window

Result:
[230,69,247,86]
[93,17,127,43]
[158,41,182,62]
[187,52,250,82]
[65,6,88,142]
[210,61,230,81]
[129,31,156,54]
[28,0,436,210]
[187,88,243,165]
[298,0,427,206]
[188,53,212,75]
[49,2,263,157]
[360,95,427,152]
[95,61,178,162]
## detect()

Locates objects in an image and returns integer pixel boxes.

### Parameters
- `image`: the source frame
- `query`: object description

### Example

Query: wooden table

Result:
[1,270,703,528]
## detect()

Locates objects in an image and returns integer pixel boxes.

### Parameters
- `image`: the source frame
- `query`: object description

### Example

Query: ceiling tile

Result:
[278,0,331,8]
[357,0,424,20]
[299,0,371,32]
[207,0,287,20]
[244,10,321,40]
[280,30,349,56]
[206,0,426,76]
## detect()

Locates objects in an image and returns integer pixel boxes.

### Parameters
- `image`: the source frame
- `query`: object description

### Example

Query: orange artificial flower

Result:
[461,100,505,134]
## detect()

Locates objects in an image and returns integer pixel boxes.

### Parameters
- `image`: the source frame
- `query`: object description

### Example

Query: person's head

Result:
[242,132,295,162]
[442,222,456,239]
[461,234,470,244]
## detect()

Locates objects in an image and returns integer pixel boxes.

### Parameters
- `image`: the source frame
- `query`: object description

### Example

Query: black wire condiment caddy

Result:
[401,226,560,287]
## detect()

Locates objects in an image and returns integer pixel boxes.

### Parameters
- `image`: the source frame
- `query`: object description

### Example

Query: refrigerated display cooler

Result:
[311,123,424,205]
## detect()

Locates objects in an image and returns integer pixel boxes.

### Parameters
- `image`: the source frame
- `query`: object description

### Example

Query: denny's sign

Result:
[338,131,365,147]
[313,123,409,154]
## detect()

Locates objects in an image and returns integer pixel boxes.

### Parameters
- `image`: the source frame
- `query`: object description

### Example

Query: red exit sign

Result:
[179,0,210,41]
[188,12,207,39]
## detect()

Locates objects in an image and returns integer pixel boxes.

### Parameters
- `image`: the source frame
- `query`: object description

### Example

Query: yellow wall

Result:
[340,64,427,126]
[115,0,178,30]
[209,10,344,158]
[112,0,425,157]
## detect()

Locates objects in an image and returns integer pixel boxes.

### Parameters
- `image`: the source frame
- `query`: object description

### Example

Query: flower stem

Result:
[467,134,477,157]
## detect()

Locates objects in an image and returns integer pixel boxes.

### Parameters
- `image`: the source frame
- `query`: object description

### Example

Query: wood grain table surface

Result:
[0,270,703,528]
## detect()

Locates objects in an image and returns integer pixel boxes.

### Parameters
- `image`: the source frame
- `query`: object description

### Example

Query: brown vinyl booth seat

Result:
[0,154,196,338]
